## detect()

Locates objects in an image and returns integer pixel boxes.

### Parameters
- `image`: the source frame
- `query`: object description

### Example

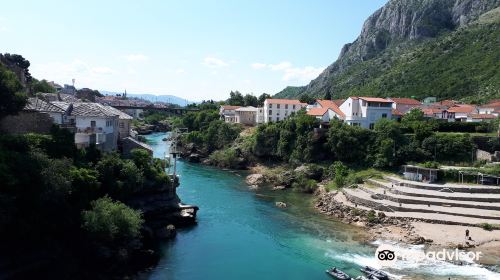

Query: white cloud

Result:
[125,53,149,62]
[251,63,267,69]
[176,68,186,74]
[282,66,324,82]
[269,61,292,71]
[30,59,116,87]
[91,66,114,74]
[202,56,229,68]
[251,60,323,82]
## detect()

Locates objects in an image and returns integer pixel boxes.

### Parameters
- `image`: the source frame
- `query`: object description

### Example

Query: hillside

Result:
[275,0,500,102]
[100,91,194,106]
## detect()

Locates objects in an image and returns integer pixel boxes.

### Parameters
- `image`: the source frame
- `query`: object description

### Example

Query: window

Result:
[369,123,375,129]
[269,110,272,115]
[285,104,288,109]
[362,100,367,106]
[382,113,387,118]
[276,117,280,121]
[91,120,96,127]
[293,105,296,109]
[269,104,272,108]
[277,104,280,109]
[119,122,124,128]
[268,117,272,122]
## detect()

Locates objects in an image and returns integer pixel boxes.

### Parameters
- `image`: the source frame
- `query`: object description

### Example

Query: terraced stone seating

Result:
[340,176,500,226]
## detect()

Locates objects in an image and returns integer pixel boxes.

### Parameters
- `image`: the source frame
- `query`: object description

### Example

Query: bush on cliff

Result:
[82,196,144,244]
[208,148,242,169]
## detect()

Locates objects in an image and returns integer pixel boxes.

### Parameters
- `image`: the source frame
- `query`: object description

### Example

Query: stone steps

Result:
[342,188,500,221]
[334,192,500,226]
[368,179,500,203]
[363,183,500,211]
[385,176,500,194]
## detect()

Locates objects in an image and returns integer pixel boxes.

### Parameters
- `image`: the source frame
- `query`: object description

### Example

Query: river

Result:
[142,133,499,280]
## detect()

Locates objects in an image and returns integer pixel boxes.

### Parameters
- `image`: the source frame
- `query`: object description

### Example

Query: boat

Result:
[325,267,351,280]
[360,266,389,280]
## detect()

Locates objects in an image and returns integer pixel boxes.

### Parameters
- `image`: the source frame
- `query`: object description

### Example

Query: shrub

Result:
[82,196,144,243]
[208,148,241,169]
[291,174,318,193]
[366,210,378,223]
[481,223,493,231]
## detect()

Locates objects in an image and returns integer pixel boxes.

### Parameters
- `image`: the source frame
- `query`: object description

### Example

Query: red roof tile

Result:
[265,99,307,105]
[389,98,421,105]
[221,105,241,110]
[358,97,393,103]
[392,109,403,116]
[447,104,476,113]
[315,99,345,118]
[307,107,329,116]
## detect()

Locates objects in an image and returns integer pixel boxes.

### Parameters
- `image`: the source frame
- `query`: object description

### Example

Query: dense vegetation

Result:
[0,60,173,278]
[0,126,172,277]
[275,7,500,103]
[177,102,495,193]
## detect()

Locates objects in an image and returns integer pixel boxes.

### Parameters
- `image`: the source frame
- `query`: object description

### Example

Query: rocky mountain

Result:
[275,0,500,102]
[100,91,194,106]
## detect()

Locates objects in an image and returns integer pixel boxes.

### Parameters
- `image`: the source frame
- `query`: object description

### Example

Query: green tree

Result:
[82,196,143,243]
[243,94,258,107]
[258,93,271,106]
[324,91,332,100]
[0,64,26,118]
[32,79,56,93]
[227,91,244,106]
[299,93,314,104]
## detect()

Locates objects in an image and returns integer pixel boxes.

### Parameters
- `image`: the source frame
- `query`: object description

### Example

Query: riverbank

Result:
[314,188,500,265]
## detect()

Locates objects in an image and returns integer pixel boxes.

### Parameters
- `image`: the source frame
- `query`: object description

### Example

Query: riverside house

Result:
[338,97,393,129]
[387,97,422,114]
[263,98,307,123]
[219,105,241,123]
[72,103,120,151]
[306,99,345,123]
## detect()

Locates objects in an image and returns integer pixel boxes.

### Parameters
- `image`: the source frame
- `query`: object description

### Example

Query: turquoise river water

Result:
[142,133,500,280]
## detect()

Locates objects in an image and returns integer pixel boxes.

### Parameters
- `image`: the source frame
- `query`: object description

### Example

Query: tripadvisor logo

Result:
[375,244,482,267]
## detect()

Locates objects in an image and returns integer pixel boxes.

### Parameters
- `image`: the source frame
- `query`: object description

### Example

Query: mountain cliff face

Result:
[275,0,500,101]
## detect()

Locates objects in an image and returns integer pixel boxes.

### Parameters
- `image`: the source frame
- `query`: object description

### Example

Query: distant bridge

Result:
[109,104,198,115]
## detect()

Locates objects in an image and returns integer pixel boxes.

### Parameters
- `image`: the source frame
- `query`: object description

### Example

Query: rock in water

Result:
[275,201,287,208]
[246,173,264,185]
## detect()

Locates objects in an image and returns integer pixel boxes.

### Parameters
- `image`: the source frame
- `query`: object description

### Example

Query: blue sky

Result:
[1,0,387,101]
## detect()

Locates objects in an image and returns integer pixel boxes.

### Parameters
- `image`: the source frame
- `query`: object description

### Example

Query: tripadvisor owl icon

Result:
[375,244,398,267]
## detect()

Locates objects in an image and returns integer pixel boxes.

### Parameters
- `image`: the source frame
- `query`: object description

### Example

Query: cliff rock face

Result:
[275,0,500,99]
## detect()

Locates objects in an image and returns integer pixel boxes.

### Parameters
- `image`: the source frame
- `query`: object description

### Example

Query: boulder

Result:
[188,153,201,163]
[275,201,287,208]
[246,173,264,185]
[272,185,286,191]
[248,185,259,190]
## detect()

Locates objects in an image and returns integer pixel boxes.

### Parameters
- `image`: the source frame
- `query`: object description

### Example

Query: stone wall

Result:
[476,149,492,162]
[0,111,53,134]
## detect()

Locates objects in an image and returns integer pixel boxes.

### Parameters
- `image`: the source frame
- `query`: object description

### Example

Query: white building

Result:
[338,97,393,129]
[446,104,478,122]
[71,103,120,152]
[387,98,422,114]
[103,105,134,138]
[219,105,241,123]
[263,99,307,123]
[25,98,71,125]
[306,99,345,122]
[235,106,258,125]
[256,107,264,124]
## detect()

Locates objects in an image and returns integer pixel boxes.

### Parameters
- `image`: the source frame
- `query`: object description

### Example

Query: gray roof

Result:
[71,102,118,117]
[102,105,133,120]
[70,103,133,119]
[25,98,66,113]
